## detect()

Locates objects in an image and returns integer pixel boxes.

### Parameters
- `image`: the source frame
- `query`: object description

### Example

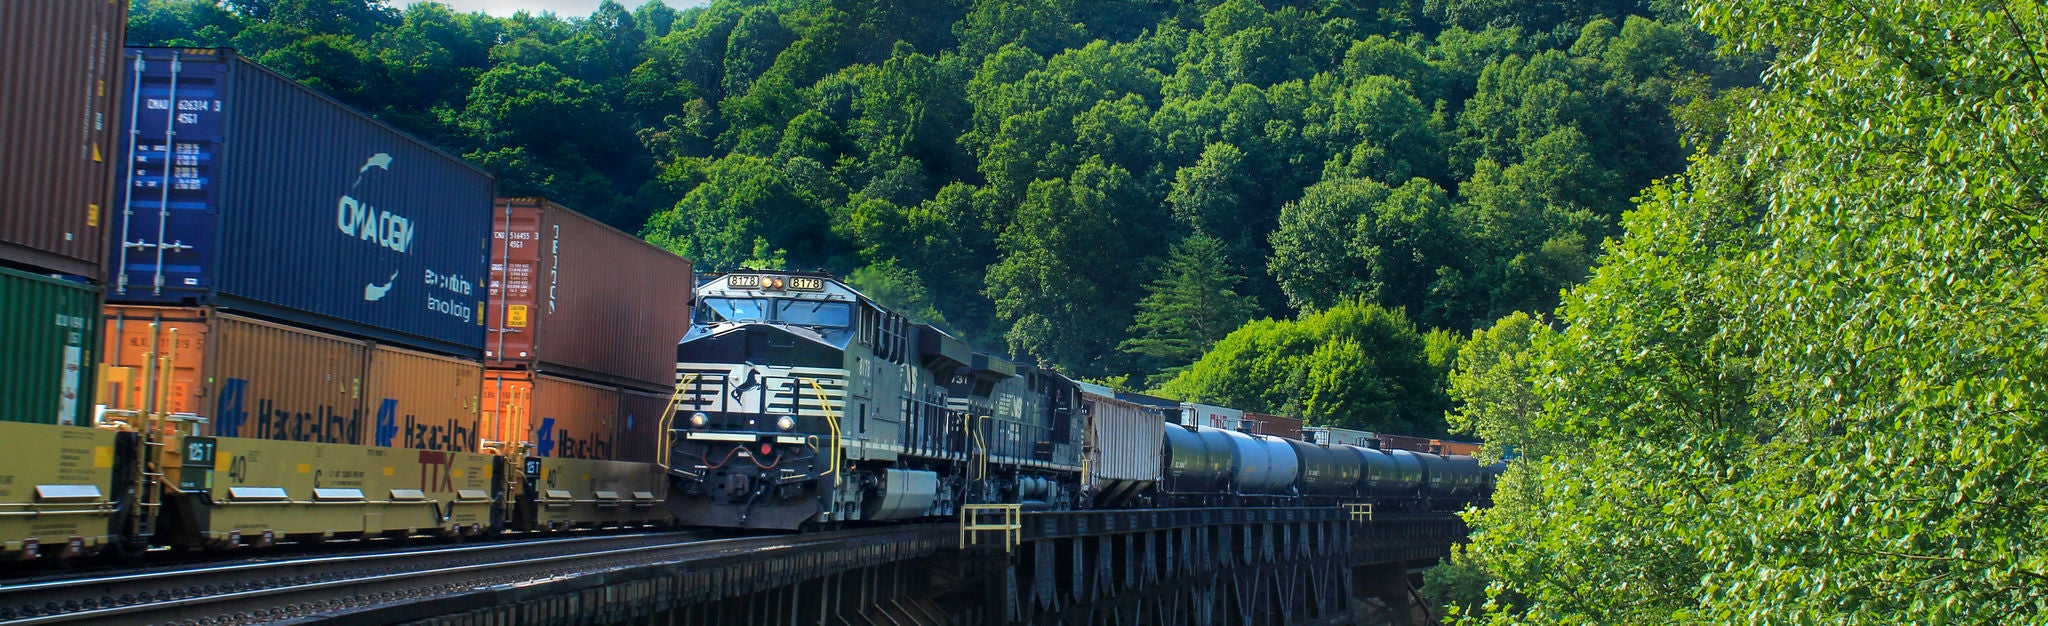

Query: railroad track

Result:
[0,530,737,625]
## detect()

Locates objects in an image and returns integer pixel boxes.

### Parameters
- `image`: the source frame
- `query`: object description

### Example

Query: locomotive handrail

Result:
[807,378,843,478]
[656,374,700,472]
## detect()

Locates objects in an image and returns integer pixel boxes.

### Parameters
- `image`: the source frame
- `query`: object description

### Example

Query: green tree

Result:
[1453,0,2048,622]
[1120,234,1257,384]
[984,160,1142,375]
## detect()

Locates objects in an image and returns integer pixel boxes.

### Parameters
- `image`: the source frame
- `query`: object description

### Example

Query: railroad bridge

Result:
[346,507,1467,626]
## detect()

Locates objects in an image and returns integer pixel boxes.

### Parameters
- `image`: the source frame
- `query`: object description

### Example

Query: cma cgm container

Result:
[486,197,693,388]
[108,48,492,358]
[0,267,99,425]
[482,371,622,461]
[102,305,488,453]
[0,0,125,277]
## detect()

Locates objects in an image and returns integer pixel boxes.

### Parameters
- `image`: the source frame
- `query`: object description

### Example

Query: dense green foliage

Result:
[1438,0,2048,621]
[129,0,1719,415]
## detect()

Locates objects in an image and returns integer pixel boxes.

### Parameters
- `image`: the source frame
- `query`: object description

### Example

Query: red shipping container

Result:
[0,0,125,276]
[486,198,692,389]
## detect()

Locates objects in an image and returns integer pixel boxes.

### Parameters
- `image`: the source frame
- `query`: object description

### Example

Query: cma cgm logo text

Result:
[335,153,413,253]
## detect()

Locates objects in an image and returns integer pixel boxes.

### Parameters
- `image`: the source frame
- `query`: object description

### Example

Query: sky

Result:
[410,0,710,18]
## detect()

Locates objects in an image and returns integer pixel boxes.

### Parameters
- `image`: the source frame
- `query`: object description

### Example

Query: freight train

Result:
[0,11,1493,561]
[663,272,1500,530]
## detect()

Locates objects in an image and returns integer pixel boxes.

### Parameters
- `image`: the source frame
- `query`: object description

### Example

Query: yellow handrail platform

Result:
[1345,503,1375,522]
[959,503,1022,553]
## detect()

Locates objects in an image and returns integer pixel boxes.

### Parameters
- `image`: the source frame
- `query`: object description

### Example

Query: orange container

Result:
[365,344,484,453]
[103,305,369,443]
[483,371,621,461]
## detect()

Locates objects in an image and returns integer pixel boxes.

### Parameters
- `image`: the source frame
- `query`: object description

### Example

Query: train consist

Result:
[0,7,1494,560]
[0,33,695,560]
[663,272,1499,530]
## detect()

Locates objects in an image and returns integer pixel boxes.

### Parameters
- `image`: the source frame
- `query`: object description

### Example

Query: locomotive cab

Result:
[667,272,863,530]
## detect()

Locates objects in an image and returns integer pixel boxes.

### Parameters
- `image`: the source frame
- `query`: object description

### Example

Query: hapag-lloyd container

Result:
[104,305,367,442]
[108,48,491,358]
[487,197,693,388]
[0,0,125,277]
[616,387,672,464]
[482,371,621,461]
[0,267,100,425]
[364,344,482,453]
[103,305,487,453]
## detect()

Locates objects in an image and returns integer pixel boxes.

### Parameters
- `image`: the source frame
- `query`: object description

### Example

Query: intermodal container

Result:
[482,371,620,461]
[1302,425,1376,447]
[108,48,491,357]
[616,387,672,464]
[0,267,99,425]
[103,305,367,442]
[1377,433,1435,453]
[0,0,125,277]
[486,198,693,389]
[1245,411,1303,440]
[365,344,483,453]
[1180,402,1246,430]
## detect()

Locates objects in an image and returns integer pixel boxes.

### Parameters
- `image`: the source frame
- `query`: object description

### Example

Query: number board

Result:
[727,274,762,289]
[787,276,825,291]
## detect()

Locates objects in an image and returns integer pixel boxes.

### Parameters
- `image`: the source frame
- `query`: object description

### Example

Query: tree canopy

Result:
[129,0,1722,395]
[1434,0,2048,621]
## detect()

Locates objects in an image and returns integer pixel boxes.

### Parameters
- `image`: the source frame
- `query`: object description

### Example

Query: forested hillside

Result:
[130,0,1730,432]
[1429,0,2048,621]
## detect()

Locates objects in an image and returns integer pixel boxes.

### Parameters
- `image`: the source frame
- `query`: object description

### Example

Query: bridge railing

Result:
[960,503,1022,553]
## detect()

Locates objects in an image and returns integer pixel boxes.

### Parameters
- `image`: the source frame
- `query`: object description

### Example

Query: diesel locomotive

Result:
[662,272,1496,530]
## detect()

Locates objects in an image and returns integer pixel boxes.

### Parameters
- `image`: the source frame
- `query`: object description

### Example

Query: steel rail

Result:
[0,530,724,625]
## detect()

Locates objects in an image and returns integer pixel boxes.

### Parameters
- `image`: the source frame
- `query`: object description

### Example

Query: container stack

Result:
[102,48,496,454]
[480,197,694,463]
[1,0,128,429]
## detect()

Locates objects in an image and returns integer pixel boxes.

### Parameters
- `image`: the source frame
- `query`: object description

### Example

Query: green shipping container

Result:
[0,266,99,425]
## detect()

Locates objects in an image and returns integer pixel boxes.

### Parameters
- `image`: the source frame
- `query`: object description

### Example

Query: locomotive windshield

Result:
[699,296,851,328]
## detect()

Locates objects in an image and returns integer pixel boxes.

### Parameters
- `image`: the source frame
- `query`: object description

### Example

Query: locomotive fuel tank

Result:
[1287,439,1362,496]
[1162,424,1235,493]
[1221,429,1299,495]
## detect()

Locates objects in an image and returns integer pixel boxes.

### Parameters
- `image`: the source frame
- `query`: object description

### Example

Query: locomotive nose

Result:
[720,473,753,503]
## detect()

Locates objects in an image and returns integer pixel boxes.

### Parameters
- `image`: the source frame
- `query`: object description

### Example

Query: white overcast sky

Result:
[410,0,710,18]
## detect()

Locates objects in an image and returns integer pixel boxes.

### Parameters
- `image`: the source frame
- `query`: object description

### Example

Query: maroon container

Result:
[0,0,126,276]
[1246,411,1303,441]
[486,197,693,389]
[1377,433,1435,453]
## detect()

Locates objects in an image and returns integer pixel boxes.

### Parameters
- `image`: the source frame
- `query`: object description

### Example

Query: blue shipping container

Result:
[109,48,491,357]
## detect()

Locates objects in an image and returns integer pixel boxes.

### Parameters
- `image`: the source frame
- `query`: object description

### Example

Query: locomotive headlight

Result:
[689,412,709,428]
[776,416,796,431]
